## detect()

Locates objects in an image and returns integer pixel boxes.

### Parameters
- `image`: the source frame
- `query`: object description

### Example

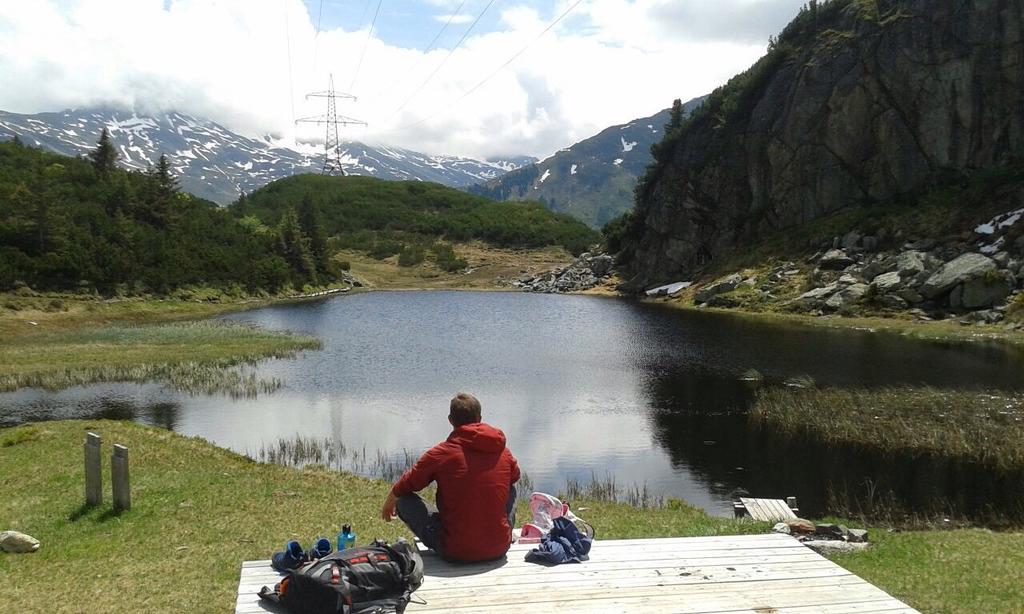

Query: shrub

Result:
[397,245,426,267]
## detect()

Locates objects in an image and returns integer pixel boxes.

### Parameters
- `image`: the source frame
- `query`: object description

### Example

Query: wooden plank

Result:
[741,498,798,522]
[234,535,918,614]
[111,444,130,512]
[407,577,903,612]
[84,432,102,507]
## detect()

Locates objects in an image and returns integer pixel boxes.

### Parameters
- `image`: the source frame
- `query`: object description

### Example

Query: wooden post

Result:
[787,496,799,515]
[112,444,131,512]
[84,432,102,507]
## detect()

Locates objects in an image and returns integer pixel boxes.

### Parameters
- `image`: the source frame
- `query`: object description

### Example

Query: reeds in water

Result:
[251,435,416,482]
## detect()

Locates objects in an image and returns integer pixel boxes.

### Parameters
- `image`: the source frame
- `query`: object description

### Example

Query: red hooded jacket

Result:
[391,422,520,562]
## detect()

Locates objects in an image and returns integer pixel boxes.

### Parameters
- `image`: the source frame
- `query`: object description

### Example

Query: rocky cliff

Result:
[623,0,1024,290]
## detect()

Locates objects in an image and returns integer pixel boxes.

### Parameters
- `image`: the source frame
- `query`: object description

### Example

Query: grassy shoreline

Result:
[647,296,1024,348]
[1,421,1021,613]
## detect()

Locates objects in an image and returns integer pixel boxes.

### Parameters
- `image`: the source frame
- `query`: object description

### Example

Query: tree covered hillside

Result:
[234,174,600,259]
[0,135,338,294]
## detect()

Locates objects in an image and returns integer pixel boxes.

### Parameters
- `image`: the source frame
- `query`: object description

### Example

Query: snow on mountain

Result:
[0,108,535,204]
[469,96,706,229]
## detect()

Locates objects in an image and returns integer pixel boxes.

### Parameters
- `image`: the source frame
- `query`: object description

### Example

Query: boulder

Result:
[826,283,869,310]
[802,540,870,554]
[897,288,924,304]
[871,271,903,293]
[896,251,927,277]
[879,294,909,310]
[993,251,1011,268]
[819,249,856,271]
[695,273,743,303]
[838,274,860,285]
[920,253,998,299]
[793,283,840,308]
[847,528,869,543]
[0,531,40,553]
[862,236,879,252]
[772,522,792,535]
[841,231,862,250]
[1015,235,1024,255]
[589,254,615,277]
[961,271,1015,309]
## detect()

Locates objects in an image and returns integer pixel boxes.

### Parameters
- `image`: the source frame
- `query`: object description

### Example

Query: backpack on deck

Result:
[258,538,424,614]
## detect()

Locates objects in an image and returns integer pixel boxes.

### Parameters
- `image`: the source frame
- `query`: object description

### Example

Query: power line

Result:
[349,0,384,93]
[312,0,325,73]
[389,0,584,133]
[387,0,498,119]
[283,0,296,123]
[370,0,467,98]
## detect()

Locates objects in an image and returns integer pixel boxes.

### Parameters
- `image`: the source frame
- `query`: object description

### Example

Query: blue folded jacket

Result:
[525,517,593,565]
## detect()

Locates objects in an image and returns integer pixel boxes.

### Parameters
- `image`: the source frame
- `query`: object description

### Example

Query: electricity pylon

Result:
[296,74,367,175]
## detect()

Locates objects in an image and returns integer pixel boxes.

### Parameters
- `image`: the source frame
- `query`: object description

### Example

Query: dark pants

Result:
[396,485,517,560]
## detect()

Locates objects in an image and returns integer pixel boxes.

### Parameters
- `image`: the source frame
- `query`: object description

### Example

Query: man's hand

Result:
[381,491,398,522]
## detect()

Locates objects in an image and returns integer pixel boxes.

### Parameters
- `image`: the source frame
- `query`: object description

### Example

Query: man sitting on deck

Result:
[381,393,520,562]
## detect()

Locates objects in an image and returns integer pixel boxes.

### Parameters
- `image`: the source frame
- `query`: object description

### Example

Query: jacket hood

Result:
[449,422,507,453]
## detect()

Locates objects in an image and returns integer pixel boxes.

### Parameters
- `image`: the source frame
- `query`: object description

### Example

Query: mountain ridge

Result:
[469,98,704,229]
[0,108,534,205]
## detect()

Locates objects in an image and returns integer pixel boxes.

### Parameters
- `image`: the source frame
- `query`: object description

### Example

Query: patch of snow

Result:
[613,159,624,166]
[621,137,637,153]
[570,164,578,175]
[234,161,253,171]
[646,282,692,297]
[539,169,551,183]
[980,239,1004,254]
[63,129,79,136]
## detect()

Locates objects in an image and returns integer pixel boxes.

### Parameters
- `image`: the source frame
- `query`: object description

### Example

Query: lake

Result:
[3,291,1023,518]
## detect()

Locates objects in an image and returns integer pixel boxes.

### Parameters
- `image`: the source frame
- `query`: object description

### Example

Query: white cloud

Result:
[0,0,803,159]
[433,13,474,25]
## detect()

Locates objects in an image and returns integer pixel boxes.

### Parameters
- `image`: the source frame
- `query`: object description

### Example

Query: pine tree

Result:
[666,99,684,134]
[89,128,119,178]
[298,195,330,274]
[12,134,23,147]
[152,154,178,198]
[277,208,318,286]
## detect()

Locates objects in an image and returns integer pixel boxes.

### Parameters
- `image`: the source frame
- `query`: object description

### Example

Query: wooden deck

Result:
[235,534,918,613]
[738,498,799,523]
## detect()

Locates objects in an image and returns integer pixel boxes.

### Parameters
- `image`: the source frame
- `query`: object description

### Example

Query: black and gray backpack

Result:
[259,538,424,614]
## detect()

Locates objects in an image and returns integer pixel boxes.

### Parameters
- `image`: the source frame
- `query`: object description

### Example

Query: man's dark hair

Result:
[449,393,482,427]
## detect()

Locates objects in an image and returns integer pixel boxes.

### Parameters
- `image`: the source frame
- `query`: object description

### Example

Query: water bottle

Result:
[337,524,355,551]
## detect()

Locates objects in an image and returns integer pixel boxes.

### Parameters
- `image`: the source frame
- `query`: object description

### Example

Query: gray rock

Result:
[841,231,862,250]
[896,251,927,277]
[880,294,909,310]
[921,253,998,299]
[897,288,925,304]
[819,249,856,271]
[950,284,965,309]
[838,274,860,285]
[772,522,792,535]
[962,310,1004,324]
[0,531,40,553]
[961,271,1015,309]
[1015,235,1024,255]
[589,254,615,277]
[862,236,879,252]
[847,529,869,543]
[815,523,846,539]
[993,251,1011,268]
[872,271,903,293]
[795,283,840,304]
[826,283,869,310]
[695,273,743,303]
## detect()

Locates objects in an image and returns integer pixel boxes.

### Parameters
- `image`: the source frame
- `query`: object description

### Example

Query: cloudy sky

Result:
[0,0,806,159]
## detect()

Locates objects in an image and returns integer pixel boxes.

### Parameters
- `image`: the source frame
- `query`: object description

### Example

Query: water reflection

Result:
[2,292,1023,519]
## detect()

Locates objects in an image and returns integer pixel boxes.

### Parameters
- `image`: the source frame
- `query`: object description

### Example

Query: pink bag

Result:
[518,492,594,544]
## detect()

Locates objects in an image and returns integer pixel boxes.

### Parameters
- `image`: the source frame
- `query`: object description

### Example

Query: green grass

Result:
[833,528,1024,614]
[750,387,1024,471]
[0,321,320,395]
[1,421,1021,613]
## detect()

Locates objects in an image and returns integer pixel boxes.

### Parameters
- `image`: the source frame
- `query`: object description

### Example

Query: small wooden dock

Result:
[235,534,917,613]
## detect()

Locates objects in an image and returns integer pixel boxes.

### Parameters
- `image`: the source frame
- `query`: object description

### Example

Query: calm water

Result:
[4,291,1023,517]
